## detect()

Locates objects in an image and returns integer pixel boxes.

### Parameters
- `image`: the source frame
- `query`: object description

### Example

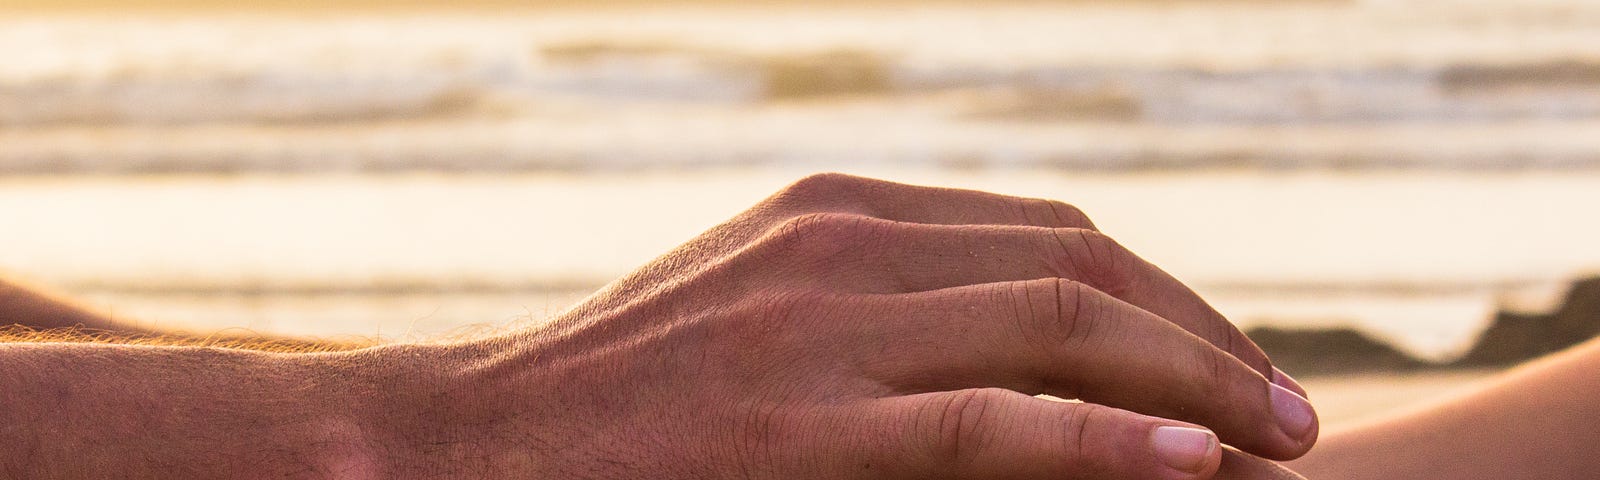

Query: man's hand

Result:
[422,174,1317,478]
[0,173,1316,479]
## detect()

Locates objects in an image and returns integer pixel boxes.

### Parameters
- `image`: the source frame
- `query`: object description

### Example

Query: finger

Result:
[865,389,1220,479]
[1273,367,1310,399]
[1215,447,1309,480]
[767,173,1098,229]
[845,278,1317,459]
[798,214,1280,384]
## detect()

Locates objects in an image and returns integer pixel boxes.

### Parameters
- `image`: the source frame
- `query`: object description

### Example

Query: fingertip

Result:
[1149,425,1222,478]
[1266,383,1320,459]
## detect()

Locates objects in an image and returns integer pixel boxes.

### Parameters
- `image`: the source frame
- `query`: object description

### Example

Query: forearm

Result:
[0,342,484,478]
[0,278,127,332]
[1289,338,1600,479]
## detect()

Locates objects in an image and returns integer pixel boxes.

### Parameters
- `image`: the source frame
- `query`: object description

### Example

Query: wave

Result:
[4,6,1600,174]
[5,38,1600,127]
[5,117,1599,174]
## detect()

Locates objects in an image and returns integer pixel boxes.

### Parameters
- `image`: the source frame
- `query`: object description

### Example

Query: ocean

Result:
[3,0,1599,365]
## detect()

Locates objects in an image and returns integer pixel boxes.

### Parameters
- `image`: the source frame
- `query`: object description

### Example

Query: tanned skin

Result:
[1288,336,1600,480]
[0,279,119,332]
[0,278,369,352]
[0,174,1319,479]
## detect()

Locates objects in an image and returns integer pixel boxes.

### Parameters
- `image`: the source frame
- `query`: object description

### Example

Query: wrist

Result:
[342,340,548,477]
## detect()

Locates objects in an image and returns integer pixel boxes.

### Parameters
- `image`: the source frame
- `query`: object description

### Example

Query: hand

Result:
[405,173,1318,478]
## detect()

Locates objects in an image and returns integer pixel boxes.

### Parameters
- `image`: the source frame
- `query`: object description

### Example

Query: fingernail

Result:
[1272,367,1309,399]
[1271,383,1317,442]
[1150,426,1217,473]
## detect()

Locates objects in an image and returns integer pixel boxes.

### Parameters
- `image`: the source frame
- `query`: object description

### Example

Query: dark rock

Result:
[1246,326,1429,376]
[1247,276,1600,377]
[1453,277,1600,367]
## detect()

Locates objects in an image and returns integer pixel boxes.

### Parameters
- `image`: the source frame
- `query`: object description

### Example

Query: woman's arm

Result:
[0,277,134,333]
[1288,337,1600,479]
[0,276,364,350]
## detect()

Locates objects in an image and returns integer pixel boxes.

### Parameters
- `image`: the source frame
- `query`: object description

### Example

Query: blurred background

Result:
[3,0,1598,427]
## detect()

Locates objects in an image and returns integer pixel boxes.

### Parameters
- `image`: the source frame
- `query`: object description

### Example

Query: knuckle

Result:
[1025,198,1095,228]
[1001,280,1051,342]
[790,172,867,193]
[1052,228,1133,294]
[1061,404,1121,476]
[774,172,873,207]
[1223,325,1273,374]
[1061,403,1099,466]
[928,389,1010,465]
[1050,278,1099,349]
[763,212,889,257]
[1048,200,1094,227]
[1192,345,1242,403]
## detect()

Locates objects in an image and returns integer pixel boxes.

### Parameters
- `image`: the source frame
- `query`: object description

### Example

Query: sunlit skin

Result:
[1287,337,1600,480]
[6,173,1328,478]
[0,280,372,353]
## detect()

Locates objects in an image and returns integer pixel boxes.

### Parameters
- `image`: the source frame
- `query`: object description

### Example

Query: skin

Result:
[0,278,369,352]
[1288,336,1600,480]
[0,279,118,332]
[0,173,1316,479]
